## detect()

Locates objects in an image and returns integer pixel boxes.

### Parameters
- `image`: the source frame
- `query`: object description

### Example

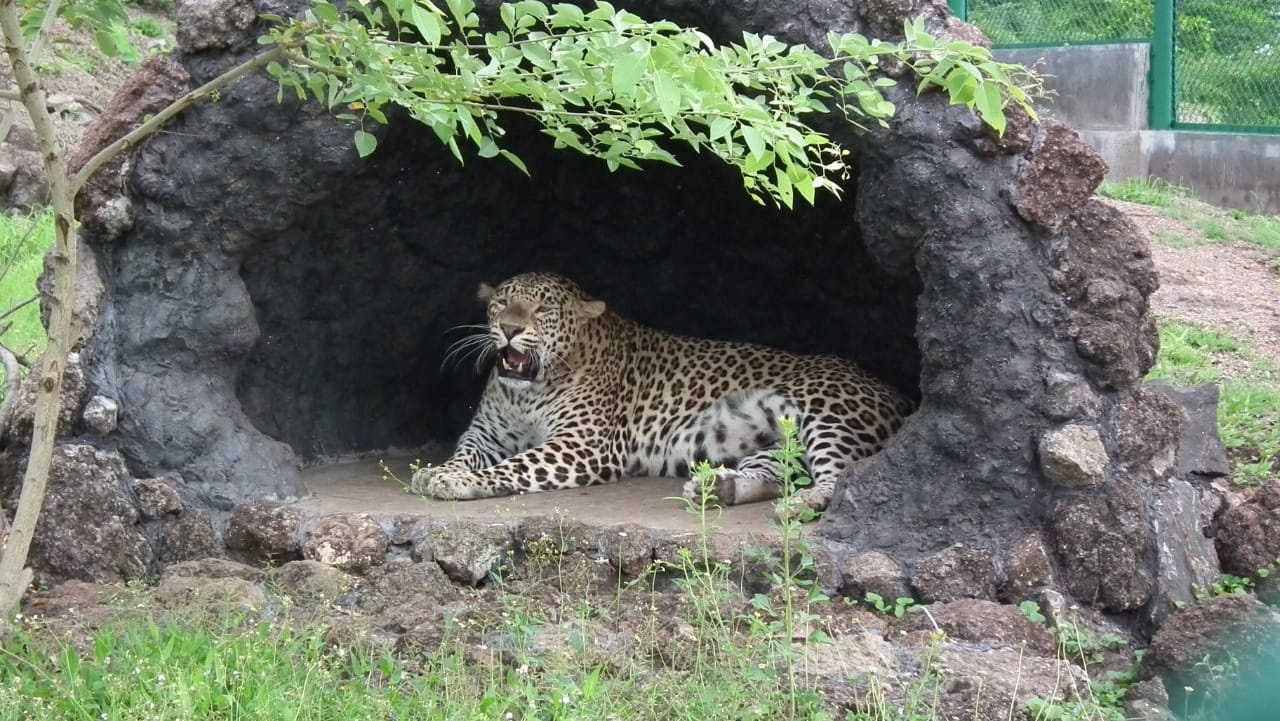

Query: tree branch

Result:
[0,0,78,631]
[72,43,294,192]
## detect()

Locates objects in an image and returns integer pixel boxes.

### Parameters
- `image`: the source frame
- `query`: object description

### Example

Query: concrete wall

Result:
[996,44,1280,214]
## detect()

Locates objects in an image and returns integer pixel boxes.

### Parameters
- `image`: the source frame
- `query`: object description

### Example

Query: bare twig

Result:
[0,295,38,324]
[0,213,45,289]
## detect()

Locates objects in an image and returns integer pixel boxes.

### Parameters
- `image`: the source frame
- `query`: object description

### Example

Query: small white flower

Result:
[560,695,572,705]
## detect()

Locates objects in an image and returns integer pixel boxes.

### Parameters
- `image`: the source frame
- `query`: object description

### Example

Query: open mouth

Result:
[498,346,537,381]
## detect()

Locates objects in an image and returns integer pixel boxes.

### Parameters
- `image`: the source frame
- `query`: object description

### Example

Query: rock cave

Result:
[2,0,1244,659]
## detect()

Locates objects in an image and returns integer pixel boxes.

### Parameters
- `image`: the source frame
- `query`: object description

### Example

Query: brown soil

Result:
[1107,197,1280,368]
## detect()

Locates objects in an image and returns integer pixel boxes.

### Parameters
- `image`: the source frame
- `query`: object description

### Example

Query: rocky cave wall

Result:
[0,0,1243,641]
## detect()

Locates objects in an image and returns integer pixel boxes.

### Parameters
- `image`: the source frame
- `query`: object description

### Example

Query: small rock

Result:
[1215,484,1280,577]
[1145,479,1220,631]
[931,642,1092,721]
[355,559,458,615]
[163,558,264,582]
[274,560,352,603]
[158,510,223,564]
[4,352,86,443]
[1124,678,1174,721]
[303,514,389,573]
[1013,122,1108,232]
[23,444,151,585]
[175,0,258,52]
[131,475,183,518]
[912,546,997,603]
[432,522,514,586]
[225,501,304,562]
[1043,370,1102,421]
[1111,386,1187,479]
[999,533,1054,602]
[152,575,265,614]
[1039,423,1109,487]
[82,395,119,435]
[1148,382,1230,479]
[843,550,910,601]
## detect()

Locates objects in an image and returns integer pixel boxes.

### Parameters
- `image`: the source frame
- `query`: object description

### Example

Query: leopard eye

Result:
[534,305,551,318]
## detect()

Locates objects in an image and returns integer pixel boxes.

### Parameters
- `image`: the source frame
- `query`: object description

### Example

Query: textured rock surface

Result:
[225,502,304,562]
[303,514,390,573]
[1145,480,1219,631]
[431,522,514,586]
[898,598,1057,656]
[1039,423,1109,487]
[1215,482,1280,576]
[999,533,1054,602]
[7,444,151,584]
[3,352,87,444]
[910,546,997,602]
[1049,483,1153,611]
[274,559,353,603]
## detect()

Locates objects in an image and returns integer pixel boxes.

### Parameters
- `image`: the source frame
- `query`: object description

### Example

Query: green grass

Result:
[0,611,846,721]
[1148,320,1280,487]
[0,209,53,374]
[1097,177,1189,208]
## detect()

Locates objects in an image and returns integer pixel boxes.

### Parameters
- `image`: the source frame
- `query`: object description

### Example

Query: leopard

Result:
[410,272,914,511]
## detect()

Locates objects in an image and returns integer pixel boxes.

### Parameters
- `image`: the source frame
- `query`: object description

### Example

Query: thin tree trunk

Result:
[0,0,79,632]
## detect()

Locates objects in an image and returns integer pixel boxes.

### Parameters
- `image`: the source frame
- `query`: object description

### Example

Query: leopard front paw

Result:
[681,468,737,507]
[410,465,488,500]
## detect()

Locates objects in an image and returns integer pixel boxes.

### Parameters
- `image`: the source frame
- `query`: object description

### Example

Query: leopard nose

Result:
[501,323,524,339]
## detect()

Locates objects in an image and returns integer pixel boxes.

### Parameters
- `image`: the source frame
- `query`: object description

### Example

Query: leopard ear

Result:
[580,298,606,318]
[477,282,497,303]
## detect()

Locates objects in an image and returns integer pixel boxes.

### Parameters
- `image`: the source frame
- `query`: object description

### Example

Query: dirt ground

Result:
[1108,197,1280,366]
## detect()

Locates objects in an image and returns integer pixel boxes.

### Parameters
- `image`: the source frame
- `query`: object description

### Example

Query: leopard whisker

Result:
[442,332,495,372]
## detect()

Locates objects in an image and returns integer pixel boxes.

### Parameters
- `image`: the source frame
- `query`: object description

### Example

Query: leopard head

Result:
[477,272,606,388]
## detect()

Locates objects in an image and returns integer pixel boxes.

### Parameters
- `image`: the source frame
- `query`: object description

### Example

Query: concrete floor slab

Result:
[294,458,779,536]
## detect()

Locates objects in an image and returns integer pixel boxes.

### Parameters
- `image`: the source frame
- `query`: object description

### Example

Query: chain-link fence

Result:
[952,0,1280,130]
[1174,0,1280,127]
[960,0,1152,46]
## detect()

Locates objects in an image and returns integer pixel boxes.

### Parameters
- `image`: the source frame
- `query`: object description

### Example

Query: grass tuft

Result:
[1097,177,1189,208]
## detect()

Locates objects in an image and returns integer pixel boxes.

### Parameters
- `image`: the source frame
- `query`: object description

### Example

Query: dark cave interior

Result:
[232,118,923,463]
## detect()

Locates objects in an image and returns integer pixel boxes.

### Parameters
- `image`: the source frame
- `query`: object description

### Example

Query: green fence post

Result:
[1149,0,1174,129]
[946,0,967,21]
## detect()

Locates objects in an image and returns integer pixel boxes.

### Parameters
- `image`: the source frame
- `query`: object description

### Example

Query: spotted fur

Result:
[411,272,913,510]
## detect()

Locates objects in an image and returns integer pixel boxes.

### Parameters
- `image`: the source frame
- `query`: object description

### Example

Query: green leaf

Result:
[611,52,645,100]
[708,117,734,142]
[408,4,443,46]
[654,69,681,118]
[740,124,766,160]
[353,129,377,157]
[499,149,530,175]
[477,137,500,158]
[774,166,793,209]
[975,82,1005,135]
